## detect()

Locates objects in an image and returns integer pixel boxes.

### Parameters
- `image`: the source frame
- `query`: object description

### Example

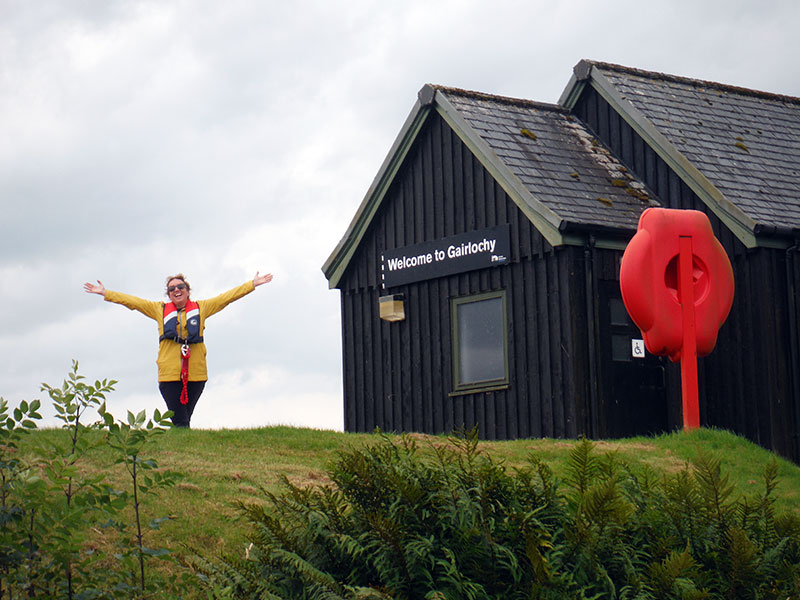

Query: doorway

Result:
[598,280,668,438]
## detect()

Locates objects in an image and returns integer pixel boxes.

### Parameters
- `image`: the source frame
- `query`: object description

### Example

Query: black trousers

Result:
[158,381,206,428]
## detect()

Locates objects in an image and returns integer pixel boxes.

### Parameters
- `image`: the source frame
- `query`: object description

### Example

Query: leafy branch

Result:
[100,404,176,596]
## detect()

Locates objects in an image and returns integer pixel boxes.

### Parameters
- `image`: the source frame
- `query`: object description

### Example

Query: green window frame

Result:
[451,290,509,393]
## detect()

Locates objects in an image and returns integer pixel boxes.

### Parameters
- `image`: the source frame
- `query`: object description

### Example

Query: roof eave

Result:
[754,224,800,248]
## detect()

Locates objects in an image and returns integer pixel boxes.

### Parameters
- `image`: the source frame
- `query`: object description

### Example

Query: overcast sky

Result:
[2,0,798,431]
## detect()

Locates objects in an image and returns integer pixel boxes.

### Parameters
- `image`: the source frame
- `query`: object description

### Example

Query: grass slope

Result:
[18,426,800,595]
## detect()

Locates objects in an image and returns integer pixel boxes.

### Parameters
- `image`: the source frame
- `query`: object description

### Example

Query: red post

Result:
[621,209,734,434]
[679,236,700,430]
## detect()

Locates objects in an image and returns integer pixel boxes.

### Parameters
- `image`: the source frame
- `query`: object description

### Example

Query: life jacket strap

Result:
[159,335,204,344]
[180,344,190,405]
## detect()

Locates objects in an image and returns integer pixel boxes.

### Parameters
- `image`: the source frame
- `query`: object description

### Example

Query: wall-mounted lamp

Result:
[379,294,405,322]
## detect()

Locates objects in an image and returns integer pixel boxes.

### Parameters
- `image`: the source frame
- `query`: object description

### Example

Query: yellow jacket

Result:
[104,281,255,382]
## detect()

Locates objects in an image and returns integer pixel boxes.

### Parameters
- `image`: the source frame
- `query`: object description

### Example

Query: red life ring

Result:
[620,208,734,362]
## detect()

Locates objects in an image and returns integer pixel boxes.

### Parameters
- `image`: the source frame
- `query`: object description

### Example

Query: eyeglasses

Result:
[168,283,187,293]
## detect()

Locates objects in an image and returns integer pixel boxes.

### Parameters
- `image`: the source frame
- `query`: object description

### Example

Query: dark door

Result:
[598,280,668,438]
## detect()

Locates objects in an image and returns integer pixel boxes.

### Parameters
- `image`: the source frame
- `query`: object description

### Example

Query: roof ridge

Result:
[429,84,568,112]
[583,60,800,105]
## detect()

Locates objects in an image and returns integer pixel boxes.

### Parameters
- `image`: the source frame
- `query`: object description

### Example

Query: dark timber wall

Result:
[573,88,800,461]
[338,112,593,440]
[336,94,800,462]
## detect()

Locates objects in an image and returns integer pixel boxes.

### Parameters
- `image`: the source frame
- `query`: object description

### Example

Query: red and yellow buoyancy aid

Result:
[160,301,203,344]
[160,300,202,404]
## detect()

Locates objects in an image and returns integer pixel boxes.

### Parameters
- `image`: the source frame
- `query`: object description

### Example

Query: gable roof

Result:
[560,60,800,247]
[442,88,659,232]
[323,84,659,288]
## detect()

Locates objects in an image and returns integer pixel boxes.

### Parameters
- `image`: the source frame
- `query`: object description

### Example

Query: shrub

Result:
[207,430,800,599]
[0,361,185,599]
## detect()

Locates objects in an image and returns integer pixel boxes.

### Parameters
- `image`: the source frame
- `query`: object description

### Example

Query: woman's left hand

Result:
[253,271,274,287]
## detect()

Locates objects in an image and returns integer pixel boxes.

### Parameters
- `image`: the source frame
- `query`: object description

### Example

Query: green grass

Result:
[15,425,800,597]
[480,428,800,513]
[20,426,377,560]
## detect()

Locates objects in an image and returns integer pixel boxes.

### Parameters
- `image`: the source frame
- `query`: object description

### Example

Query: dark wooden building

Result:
[323,60,800,462]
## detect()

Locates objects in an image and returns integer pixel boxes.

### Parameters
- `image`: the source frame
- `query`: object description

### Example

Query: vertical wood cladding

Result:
[338,113,589,440]
[336,92,800,461]
[574,87,799,461]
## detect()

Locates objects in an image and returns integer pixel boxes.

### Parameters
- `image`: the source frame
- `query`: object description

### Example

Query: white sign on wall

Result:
[632,339,646,359]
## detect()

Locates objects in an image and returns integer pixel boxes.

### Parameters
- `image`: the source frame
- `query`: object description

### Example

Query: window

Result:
[609,298,631,327]
[451,291,509,392]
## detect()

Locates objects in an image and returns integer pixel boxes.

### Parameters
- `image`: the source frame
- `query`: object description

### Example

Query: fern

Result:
[580,475,634,530]
[270,547,349,599]
[692,450,735,527]
[347,586,394,599]
[720,526,759,598]
[199,435,800,600]
[565,438,600,498]
[753,458,779,550]
[647,546,703,598]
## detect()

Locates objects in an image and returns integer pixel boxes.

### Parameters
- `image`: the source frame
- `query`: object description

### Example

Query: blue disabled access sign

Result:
[381,224,510,288]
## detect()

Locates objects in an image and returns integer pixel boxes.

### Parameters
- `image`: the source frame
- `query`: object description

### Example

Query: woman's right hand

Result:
[83,280,106,296]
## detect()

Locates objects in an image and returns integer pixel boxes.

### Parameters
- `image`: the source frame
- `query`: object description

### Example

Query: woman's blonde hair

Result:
[165,273,191,296]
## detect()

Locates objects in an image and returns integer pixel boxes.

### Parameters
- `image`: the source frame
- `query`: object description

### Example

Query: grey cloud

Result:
[2,0,799,430]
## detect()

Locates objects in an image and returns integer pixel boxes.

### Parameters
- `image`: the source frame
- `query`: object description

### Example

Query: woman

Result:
[84,272,273,427]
